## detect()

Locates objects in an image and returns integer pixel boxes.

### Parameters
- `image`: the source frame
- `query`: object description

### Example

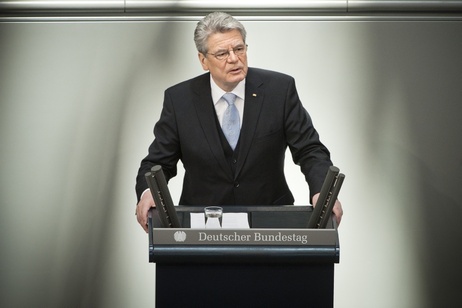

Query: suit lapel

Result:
[235,69,264,179]
[192,74,233,177]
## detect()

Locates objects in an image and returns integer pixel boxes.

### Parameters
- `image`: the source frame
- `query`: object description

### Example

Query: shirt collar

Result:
[210,76,246,105]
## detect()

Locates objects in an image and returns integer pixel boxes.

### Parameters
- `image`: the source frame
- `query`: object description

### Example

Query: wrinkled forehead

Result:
[207,29,245,51]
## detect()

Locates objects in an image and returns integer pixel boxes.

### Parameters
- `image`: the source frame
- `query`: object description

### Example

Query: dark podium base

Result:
[156,263,334,308]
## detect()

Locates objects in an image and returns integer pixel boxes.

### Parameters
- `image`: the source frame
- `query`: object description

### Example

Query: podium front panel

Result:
[148,205,339,307]
[148,205,340,264]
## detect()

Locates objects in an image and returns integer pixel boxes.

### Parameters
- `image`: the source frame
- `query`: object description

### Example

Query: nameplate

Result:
[152,228,337,246]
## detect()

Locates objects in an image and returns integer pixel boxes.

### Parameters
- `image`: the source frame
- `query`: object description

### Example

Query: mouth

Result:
[229,67,242,74]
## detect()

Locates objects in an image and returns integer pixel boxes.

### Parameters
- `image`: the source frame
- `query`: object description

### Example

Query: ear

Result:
[198,52,209,71]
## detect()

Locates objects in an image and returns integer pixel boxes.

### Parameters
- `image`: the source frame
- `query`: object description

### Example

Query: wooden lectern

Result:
[148,205,339,308]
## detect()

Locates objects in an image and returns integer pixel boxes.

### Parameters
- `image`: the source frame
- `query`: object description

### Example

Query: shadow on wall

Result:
[364,22,462,307]
[0,21,184,307]
[49,23,186,307]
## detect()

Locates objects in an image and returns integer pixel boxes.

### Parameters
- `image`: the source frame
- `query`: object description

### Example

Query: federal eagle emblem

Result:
[174,231,187,242]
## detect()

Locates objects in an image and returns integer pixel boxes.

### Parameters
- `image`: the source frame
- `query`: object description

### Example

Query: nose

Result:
[227,50,238,62]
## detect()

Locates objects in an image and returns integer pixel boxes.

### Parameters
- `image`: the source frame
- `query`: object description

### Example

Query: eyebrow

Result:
[214,44,245,53]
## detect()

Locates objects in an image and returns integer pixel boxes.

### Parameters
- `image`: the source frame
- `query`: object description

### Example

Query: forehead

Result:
[207,29,244,51]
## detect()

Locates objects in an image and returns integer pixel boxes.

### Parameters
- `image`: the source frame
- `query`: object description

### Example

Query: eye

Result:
[235,46,244,52]
[215,51,227,58]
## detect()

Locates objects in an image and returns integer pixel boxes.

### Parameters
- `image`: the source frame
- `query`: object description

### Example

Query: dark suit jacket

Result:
[136,67,332,206]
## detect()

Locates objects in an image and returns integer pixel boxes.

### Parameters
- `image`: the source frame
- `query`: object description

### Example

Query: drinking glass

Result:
[204,206,223,228]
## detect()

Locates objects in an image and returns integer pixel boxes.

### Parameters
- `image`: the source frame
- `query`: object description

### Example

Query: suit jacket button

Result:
[232,159,237,164]
[234,182,239,188]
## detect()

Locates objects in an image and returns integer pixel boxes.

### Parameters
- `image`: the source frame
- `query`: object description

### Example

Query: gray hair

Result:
[194,12,247,54]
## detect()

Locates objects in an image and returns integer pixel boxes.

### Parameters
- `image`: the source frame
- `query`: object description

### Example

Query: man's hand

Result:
[312,193,343,226]
[136,190,155,233]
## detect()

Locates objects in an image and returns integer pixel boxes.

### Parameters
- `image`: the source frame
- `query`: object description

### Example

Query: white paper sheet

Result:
[190,213,206,229]
[222,213,250,229]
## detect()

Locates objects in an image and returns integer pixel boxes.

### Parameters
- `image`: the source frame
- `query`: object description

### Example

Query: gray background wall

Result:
[1,10,462,308]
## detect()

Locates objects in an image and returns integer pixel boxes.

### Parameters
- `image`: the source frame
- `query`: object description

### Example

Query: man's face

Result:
[198,29,248,92]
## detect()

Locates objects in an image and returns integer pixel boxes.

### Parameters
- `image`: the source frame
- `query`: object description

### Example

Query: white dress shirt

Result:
[210,76,245,129]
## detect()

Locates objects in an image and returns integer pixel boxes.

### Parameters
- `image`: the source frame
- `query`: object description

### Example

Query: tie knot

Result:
[222,93,237,106]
